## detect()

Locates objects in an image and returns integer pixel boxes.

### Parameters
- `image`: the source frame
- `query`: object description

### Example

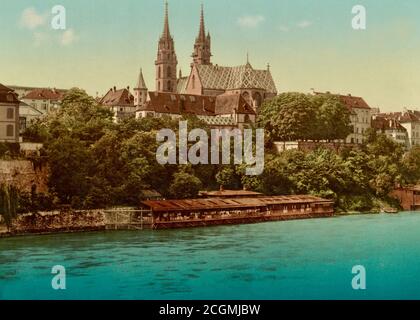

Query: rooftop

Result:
[142,195,333,213]
[23,88,64,101]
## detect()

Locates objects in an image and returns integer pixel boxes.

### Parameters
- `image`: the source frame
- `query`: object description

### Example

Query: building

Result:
[18,101,43,133]
[99,86,135,122]
[371,115,409,148]
[314,92,372,144]
[7,85,67,100]
[151,3,277,114]
[378,110,420,148]
[391,186,420,211]
[135,91,256,129]
[142,195,334,230]
[21,88,65,115]
[0,84,20,143]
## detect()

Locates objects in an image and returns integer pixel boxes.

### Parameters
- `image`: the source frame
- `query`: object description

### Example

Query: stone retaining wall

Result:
[9,210,106,234]
[0,160,48,193]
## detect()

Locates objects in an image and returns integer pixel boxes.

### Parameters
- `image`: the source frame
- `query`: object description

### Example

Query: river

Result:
[1,212,420,300]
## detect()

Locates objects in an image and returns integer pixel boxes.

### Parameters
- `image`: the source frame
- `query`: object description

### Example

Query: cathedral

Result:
[103,2,278,127]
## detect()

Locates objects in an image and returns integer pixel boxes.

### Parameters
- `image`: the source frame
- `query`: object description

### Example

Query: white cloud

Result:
[237,15,265,28]
[60,29,78,46]
[20,7,47,30]
[278,25,290,32]
[297,20,313,29]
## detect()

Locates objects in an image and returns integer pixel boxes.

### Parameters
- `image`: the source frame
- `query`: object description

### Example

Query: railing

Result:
[103,209,152,230]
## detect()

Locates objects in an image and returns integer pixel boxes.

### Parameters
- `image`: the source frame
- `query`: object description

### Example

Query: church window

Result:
[253,92,262,107]
[167,66,171,77]
[159,66,162,78]
[167,81,171,91]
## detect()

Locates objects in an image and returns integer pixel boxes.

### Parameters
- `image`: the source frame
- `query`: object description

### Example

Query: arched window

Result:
[242,91,250,103]
[167,66,171,78]
[158,81,161,91]
[167,81,171,91]
[253,92,262,108]
[158,66,162,78]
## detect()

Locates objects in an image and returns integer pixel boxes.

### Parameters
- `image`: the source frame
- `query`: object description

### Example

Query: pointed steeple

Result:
[191,4,212,66]
[162,1,171,39]
[197,4,206,41]
[136,68,147,89]
[245,52,252,68]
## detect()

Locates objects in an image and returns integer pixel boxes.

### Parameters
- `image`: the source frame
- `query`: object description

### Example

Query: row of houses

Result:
[1,81,420,150]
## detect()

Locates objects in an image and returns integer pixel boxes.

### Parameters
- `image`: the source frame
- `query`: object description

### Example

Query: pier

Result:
[142,195,334,230]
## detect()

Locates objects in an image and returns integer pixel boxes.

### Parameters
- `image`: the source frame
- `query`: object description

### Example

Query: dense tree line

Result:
[15,88,420,213]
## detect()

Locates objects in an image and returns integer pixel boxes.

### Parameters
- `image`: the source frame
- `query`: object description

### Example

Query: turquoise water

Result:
[1,212,420,300]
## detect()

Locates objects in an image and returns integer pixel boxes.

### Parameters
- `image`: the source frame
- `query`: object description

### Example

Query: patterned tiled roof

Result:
[176,76,189,94]
[197,115,236,126]
[196,63,277,94]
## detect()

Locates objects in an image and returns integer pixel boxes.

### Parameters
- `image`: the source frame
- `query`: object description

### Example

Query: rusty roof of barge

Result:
[142,195,333,213]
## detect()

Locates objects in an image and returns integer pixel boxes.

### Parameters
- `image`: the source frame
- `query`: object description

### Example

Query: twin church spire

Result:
[155,2,212,92]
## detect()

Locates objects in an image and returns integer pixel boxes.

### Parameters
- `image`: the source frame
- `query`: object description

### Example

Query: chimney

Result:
[113,86,116,92]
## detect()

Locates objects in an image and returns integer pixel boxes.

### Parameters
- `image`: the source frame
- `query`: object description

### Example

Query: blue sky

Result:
[1,0,420,112]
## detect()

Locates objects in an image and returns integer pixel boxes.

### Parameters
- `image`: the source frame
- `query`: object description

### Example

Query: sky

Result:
[1,0,420,112]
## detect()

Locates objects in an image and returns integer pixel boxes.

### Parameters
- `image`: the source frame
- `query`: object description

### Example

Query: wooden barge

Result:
[142,195,334,230]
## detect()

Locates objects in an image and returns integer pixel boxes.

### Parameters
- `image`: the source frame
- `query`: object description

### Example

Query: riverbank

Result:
[0,209,407,239]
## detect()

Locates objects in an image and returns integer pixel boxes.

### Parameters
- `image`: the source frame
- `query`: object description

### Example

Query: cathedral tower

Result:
[191,5,212,66]
[155,2,178,92]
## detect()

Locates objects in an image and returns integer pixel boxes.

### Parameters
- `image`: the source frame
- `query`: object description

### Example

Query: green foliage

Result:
[311,94,353,141]
[258,92,352,142]
[0,142,21,159]
[258,93,317,141]
[402,146,420,184]
[21,88,417,213]
[169,168,202,199]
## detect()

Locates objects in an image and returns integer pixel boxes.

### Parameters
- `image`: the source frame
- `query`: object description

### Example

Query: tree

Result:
[311,94,352,141]
[258,93,318,141]
[169,168,202,199]
[215,166,241,189]
[402,146,420,184]
[47,136,92,204]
